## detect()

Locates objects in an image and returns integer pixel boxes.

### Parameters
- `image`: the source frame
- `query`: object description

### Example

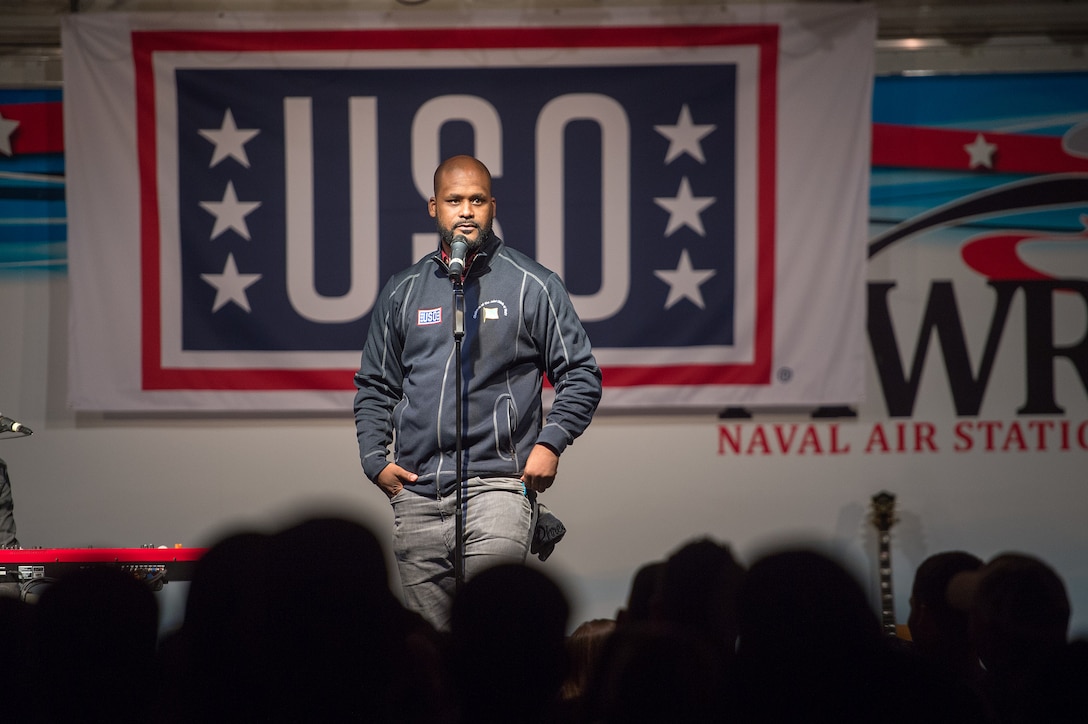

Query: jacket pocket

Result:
[493,393,518,461]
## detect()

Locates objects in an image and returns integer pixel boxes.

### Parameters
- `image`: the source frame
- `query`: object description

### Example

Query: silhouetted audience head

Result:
[948,551,1070,672]
[33,565,160,724]
[656,537,745,658]
[0,596,35,722]
[908,550,983,665]
[266,517,421,721]
[946,551,1073,724]
[165,516,445,723]
[734,548,908,722]
[738,548,880,660]
[180,529,273,651]
[615,560,663,629]
[561,617,616,703]
[579,621,728,724]
[449,563,570,724]
[162,529,274,721]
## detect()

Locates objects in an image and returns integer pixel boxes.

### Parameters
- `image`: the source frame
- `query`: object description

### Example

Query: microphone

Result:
[448,235,470,281]
[0,415,32,436]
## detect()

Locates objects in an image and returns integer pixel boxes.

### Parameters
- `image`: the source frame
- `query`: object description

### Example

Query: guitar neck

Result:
[877,529,897,636]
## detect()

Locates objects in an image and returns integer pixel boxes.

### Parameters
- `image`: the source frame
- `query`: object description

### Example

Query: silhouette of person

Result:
[448,563,570,724]
[907,550,985,687]
[735,548,985,723]
[948,551,1073,724]
[33,565,160,724]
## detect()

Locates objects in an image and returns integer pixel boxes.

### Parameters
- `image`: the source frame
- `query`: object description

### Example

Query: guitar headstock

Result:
[870,491,898,533]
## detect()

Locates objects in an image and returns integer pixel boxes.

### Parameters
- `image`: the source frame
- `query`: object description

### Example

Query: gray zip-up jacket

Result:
[354,235,602,498]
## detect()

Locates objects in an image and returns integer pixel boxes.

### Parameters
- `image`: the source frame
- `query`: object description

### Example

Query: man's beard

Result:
[437,221,491,251]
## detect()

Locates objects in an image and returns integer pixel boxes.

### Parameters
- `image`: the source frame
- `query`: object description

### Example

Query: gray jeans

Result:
[390,477,532,631]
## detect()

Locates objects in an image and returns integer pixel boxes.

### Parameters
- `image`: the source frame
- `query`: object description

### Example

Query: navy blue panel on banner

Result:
[175,63,737,353]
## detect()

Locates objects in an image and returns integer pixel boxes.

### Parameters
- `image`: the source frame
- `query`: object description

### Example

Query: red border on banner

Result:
[133,25,778,391]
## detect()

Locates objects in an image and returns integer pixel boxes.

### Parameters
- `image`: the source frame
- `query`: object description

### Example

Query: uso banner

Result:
[62,6,875,411]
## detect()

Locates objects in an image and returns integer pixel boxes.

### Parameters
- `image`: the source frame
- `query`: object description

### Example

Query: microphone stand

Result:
[451,273,467,593]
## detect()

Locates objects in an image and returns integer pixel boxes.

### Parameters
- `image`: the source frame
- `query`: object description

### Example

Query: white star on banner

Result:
[198,109,260,168]
[654,104,716,164]
[654,249,717,310]
[0,111,20,156]
[964,133,998,169]
[654,177,716,237]
[199,181,261,240]
[201,253,262,312]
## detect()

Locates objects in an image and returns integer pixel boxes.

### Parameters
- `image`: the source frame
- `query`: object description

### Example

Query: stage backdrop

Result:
[61,5,875,412]
[5,45,1088,638]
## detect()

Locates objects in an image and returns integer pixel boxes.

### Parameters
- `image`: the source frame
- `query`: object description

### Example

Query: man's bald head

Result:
[433,155,492,195]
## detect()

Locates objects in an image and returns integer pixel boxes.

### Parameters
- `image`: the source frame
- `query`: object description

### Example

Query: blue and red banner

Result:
[60,7,875,411]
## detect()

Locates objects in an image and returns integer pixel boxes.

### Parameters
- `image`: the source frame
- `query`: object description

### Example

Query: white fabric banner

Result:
[63,5,875,411]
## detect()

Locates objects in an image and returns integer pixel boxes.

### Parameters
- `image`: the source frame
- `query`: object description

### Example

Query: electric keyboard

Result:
[0,547,206,588]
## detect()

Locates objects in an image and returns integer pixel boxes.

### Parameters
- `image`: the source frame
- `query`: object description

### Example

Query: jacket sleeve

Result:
[353,277,405,482]
[532,272,603,455]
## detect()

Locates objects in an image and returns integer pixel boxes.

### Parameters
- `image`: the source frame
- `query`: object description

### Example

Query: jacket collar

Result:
[433,234,502,276]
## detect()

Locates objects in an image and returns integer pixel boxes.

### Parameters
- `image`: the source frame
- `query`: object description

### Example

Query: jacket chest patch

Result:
[474,299,509,321]
[416,307,442,326]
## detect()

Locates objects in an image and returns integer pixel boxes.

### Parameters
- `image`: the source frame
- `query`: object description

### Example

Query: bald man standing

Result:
[354,156,601,630]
